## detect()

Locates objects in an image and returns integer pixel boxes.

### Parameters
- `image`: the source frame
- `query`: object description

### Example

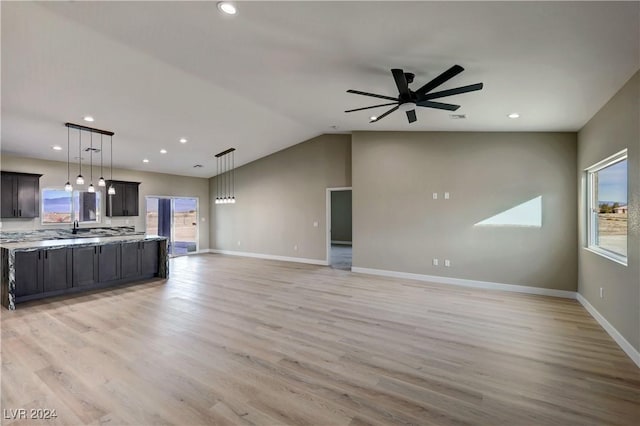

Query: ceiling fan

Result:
[345,65,483,123]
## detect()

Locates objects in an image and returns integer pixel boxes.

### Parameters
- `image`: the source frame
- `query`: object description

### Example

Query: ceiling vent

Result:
[449,114,466,119]
[193,164,203,168]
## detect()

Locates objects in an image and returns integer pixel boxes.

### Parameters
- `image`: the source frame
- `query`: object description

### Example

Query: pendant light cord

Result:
[67,126,70,181]
[110,135,113,180]
[100,134,103,177]
[90,132,93,182]
[78,129,82,175]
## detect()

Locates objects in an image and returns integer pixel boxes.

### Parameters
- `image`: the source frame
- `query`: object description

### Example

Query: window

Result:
[42,189,101,224]
[42,189,72,223]
[586,149,628,264]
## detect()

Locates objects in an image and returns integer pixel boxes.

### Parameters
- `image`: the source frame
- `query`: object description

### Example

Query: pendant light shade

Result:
[87,184,95,193]
[108,134,116,195]
[214,148,236,204]
[76,127,84,185]
[98,134,106,186]
[65,126,73,192]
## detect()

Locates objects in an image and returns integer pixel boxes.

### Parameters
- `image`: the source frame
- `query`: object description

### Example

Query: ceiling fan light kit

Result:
[346,65,484,124]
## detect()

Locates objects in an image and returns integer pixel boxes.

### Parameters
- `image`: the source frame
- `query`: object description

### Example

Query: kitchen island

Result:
[1,234,168,310]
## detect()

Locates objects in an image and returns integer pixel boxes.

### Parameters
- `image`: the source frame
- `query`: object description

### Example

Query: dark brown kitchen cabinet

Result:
[72,246,98,287]
[98,244,120,282]
[1,172,41,218]
[120,241,140,279]
[43,248,73,292]
[14,251,42,297]
[106,180,139,216]
[140,240,159,276]
[14,248,72,297]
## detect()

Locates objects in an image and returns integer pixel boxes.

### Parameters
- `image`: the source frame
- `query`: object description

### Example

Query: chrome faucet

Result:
[72,220,79,235]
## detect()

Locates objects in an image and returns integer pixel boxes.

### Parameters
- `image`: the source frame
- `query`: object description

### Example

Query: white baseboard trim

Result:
[331,240,353,246]
[209,249,329,266]
[576,293,640,368]
[351,266,577,299]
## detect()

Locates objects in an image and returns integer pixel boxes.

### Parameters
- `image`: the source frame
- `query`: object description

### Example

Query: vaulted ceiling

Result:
[2,1,638,177]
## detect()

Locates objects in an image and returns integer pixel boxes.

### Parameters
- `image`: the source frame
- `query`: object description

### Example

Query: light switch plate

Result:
[432,193,438,200]
[444,192,450,200]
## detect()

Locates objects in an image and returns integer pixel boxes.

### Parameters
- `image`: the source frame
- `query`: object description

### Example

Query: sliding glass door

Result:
[146,196,198,256]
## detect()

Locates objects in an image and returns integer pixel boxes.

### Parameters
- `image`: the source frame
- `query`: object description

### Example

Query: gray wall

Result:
[1,154,210,250]
[352,131,578,291]
[577,70,640,351]
[210,134,351,261]
[331,190,352,243]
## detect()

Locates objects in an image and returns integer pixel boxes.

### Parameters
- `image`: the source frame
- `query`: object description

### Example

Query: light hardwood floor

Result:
[1,254,639,425]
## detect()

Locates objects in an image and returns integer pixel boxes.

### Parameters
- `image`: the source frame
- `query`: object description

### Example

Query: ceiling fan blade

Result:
[415,100,460,111]
[406,109,417,123]
[415,64,464,96]
[344,102,399,113]
[391,69,410,98]
[422,83,484,100]
[347,89,397,101]
[370,105,399,123]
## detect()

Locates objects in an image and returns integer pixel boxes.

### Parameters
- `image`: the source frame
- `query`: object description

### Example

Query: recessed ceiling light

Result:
[83,116,94,122]
[160,149,167,154]
[179,138,187,144]
[143,158,149,163]
[217,2,237,15]
[370,116,377,121]
[52,145,62,151]
[508,112,520,119]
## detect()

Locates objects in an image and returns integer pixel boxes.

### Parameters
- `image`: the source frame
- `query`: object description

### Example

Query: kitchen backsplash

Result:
[0,226,143,243]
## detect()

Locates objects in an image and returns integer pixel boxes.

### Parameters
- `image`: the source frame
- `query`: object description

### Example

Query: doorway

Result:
[326,187,352,270]
[145,196,199,256]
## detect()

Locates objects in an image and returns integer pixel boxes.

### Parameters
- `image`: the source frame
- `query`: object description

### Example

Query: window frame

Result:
[41,187,103,226]
[585,149,628,266]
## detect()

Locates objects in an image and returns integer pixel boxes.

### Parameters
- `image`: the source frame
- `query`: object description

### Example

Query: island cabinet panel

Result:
[121,242,140,279]
[72,246,98,287]
[43,249,72,292]
[141,241,159,276]
[98,244,120,282]
[14,251,43,297]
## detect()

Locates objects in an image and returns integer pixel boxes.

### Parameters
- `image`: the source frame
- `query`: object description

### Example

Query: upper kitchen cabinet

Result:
[1,172,41,218]
[106,180,140,216]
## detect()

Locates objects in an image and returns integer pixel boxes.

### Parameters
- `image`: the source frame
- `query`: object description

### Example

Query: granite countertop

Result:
[0,234,167,251]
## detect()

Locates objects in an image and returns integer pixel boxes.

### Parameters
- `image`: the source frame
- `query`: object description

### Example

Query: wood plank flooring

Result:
[1,254,639,425]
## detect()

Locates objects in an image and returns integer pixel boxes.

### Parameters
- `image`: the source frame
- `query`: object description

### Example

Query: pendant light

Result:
[76,128,84,185]
[64,126,73,192]
[108,135,116,195]
[64,122,115,193]
[98,134,106,187]
[87,132,95,193]
[214,148,236,204]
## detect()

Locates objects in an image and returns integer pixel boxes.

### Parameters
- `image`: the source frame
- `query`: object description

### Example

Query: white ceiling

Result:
[2,1,638,178]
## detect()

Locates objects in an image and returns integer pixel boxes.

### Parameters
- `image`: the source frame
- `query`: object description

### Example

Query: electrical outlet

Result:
[201,217,206,222]
[105,218,111,225]
[313,221,318,228]
[600,287,604,298]
[432,258,439,266]
[444,192,450,200]
[444,259,451,267]
[294,244,298,251]
[125,219,129,225]
[237,241,241,246]
[432,193,438,200]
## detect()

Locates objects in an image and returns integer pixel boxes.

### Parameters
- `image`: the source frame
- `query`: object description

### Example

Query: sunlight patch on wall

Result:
[475,196,542,227]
